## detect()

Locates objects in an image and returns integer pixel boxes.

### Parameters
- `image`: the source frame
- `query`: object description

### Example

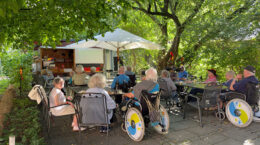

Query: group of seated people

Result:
[48,65,259,132]
[68,65,97,86]
[48,67,171,132]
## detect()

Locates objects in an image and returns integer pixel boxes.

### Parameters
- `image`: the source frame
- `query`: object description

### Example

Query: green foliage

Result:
[0,0,126,50]
[0,50,35,96]
[186,39,260,82]
[120,0,259,79]
[2,98,45,145]
[0,79,9,95]
[121,49,159,74]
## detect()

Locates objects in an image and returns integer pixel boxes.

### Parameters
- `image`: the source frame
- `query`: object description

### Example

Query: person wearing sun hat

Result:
[230,65,258,94]
[188,68,218,103]
[204,69,218,83]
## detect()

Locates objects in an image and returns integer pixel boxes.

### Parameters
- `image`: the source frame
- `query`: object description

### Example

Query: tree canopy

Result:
[0,0,259,79]
[0,0,125,50]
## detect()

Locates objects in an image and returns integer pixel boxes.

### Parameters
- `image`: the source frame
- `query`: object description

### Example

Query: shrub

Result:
[1,98,45,145]
[0,50,36,97]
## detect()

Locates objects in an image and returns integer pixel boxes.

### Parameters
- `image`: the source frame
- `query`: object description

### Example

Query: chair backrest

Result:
[127,74,136,87]
[201,83,222,108]
[140,90,160,115]
[246,82,259,106]
[116,80,130,93]
[79,93,108,126]
[157,78,171,99]
[35,85,49,108]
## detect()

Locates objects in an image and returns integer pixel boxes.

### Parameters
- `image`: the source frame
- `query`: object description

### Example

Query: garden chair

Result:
[184,83,222,127]
[77,92,110,145]
[32,85,80,134]
[157,78,172,110]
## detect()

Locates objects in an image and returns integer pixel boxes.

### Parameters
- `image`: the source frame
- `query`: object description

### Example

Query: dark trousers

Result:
[188,88,204,102]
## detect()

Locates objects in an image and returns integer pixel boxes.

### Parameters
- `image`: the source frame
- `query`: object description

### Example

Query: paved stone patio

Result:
[43,105,260,145]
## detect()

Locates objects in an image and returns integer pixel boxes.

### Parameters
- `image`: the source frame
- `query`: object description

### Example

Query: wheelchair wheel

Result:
[226,98,253,128]
[125,107,145,142]
[153,105,170,134]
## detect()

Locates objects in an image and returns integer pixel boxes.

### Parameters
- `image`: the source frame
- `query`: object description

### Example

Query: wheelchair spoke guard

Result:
[152,105,170,134]
[125,108,145,142]
[226,98,253,127]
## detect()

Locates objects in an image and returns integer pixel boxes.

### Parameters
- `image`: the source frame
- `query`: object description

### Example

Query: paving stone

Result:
[214,138,242,145]
[199,133,227,144]
[187,125,218,136]
[221,127,259,142]
[165,130,199,143]
[43,103,259,145]
[170,119,198,131]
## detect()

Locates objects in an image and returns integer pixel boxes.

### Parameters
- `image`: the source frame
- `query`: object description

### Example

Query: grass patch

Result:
[0,79,9,95]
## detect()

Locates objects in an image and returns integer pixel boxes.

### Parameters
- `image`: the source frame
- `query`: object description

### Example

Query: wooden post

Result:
[9,136,15,145]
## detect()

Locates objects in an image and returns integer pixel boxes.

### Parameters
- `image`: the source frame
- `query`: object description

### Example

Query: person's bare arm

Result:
[230,75,239,91]
[123,92,134,98]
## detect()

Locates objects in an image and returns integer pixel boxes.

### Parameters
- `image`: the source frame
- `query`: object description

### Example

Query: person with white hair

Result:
[89,66,96,77]
[83,73,116,133]
[124,67,160,100]
[160,70,177,100]
[49,77,84,131]
[223,70,235,89]
[111,66,130,89]
[72,65,87,85]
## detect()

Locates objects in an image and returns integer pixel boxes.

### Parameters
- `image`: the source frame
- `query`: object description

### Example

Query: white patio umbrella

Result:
[66,28,163,70]
[66,28,163,51]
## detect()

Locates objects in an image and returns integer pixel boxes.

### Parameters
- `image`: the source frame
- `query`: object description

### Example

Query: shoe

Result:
[102,126,110,133]
[73,126,86,131]
[100,126,104,133]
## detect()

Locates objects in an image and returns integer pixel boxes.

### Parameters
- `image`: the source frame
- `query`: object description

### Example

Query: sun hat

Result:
[207,69,217,77]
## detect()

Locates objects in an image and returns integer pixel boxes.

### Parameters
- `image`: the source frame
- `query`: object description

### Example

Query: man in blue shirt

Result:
[111,66,130,90]
[178,66,188,81]
[230,65,258,94]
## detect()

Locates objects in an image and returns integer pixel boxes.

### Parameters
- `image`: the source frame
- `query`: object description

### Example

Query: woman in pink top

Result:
[204,69,217,83]
[188,69,218,103]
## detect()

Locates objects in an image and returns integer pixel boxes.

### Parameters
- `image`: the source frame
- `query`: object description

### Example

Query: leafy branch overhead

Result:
[127,0,259,69]
[0,0,125,50]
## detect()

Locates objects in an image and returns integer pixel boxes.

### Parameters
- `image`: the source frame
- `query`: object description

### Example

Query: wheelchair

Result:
[216,82,259,128]
[120,90,170,141]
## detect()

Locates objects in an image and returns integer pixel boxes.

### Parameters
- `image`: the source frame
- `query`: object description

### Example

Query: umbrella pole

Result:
[117,47,119,71]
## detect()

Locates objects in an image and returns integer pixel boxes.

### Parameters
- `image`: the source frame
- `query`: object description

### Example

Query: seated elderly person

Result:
[83,73,116,132]
[123,68,160,115]
[188,69,218,103]
[89,66,96,77]
[49,77,84,131]
[111,66,130,104]
[223,70,235,89]
[230,65,258,105]
[111,66,130,89]
[219,71,236,108]
[125,66,135,75]
[159,70,177,102]
[72,65,88,86]
[178,66,188,81]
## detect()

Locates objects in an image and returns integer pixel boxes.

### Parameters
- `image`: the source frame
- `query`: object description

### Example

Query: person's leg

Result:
[188,88,203,102]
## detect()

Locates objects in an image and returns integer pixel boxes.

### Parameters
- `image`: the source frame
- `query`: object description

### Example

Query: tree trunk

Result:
[158,26,183,70]
[157,22,168,70]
